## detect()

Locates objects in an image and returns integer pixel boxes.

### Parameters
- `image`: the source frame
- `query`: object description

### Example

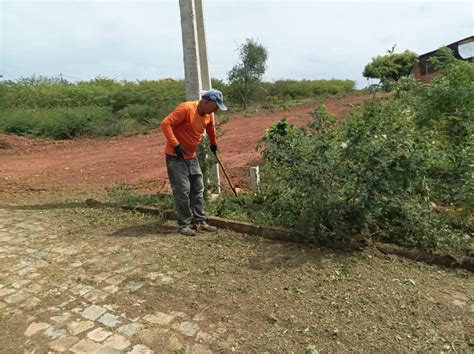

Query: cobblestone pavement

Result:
[1,204,473,353]
[0,207,220,353]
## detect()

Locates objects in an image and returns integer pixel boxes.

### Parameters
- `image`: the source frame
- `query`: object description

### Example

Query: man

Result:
[160,89,227,236]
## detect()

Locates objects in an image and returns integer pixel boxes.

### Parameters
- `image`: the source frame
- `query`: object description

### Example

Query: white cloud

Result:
[1,0,472,87]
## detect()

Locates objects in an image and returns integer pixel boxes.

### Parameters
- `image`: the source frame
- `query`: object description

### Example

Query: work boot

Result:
[197,222,217,232]
[179,226,196,237]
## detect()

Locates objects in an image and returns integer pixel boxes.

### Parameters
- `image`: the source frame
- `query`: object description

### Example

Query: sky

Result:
[0,0,473,88]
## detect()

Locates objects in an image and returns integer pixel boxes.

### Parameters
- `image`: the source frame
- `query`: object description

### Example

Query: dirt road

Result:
[0,95,374,198]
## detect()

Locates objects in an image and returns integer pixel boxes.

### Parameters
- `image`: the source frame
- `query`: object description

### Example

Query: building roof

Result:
[418,35,474,60]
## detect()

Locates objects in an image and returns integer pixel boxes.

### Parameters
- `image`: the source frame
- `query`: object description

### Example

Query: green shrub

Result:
[207,59,472,252]
[0,77,191,138]
[267,79,355,100]
[1,106,112,139]
[250,59,473,251]
[416,60,474,208]
[0,75,358,138]
[0,110,38,136]
[116,104,158,125]
[0,77,186,110]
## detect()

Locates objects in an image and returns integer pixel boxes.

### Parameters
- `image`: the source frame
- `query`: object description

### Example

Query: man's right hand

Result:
[174,144,185,159]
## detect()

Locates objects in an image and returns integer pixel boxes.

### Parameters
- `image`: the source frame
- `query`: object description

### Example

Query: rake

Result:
[214,153,238,197]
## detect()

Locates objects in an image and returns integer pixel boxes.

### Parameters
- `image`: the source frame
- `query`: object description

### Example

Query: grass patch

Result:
[106,182,174,209]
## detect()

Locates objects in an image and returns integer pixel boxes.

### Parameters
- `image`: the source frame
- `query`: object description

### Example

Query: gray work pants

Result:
[166,155,206,227]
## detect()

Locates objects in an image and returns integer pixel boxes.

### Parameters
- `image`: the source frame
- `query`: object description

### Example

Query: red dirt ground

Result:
[0,94,377,198]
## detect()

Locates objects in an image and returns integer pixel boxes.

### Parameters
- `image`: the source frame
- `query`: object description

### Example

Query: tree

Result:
[228,38,268,109]
[363,46,417,91]
[428,46,457,71]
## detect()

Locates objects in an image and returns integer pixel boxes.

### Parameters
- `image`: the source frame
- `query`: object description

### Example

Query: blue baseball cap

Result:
[201,89,227,111]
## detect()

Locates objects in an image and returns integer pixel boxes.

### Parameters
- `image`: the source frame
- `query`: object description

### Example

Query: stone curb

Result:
[120,206,296,242]
[89,201,474,273]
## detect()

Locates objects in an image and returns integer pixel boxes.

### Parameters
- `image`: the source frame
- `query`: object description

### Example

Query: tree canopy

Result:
[227,38,268,109]
[363,48,418,90]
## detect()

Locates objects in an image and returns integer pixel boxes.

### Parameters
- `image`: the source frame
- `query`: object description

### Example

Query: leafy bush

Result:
[0,75,355,139]
[116,104,160,125]
[0,78,189,138]
[0,106,112,139]
[415,58,474,208]
[250,58,473,251]
[0,77,186,110]
[266,79,355,100]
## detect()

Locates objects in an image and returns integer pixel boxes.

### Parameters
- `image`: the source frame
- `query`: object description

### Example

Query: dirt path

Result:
[0,94,375,198]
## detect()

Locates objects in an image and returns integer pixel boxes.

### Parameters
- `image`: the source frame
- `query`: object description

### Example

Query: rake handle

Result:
[214,153,238,197]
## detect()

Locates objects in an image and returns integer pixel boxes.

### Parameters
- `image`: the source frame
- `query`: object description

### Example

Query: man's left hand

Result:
[210,144,218,154]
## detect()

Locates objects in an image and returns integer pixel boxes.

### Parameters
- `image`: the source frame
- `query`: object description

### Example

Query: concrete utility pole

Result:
[179,0,221,193]
[195,0,211,91]
[179,0,201,100]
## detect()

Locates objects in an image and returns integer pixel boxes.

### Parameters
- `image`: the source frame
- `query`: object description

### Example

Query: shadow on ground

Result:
[111,221,176,237]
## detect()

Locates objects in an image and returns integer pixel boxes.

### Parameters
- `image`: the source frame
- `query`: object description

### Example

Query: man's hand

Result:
[210,144,218,154]
[174,144,185,159]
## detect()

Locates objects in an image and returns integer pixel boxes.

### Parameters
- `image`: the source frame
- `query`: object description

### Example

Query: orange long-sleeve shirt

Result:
[160,101,218,160]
